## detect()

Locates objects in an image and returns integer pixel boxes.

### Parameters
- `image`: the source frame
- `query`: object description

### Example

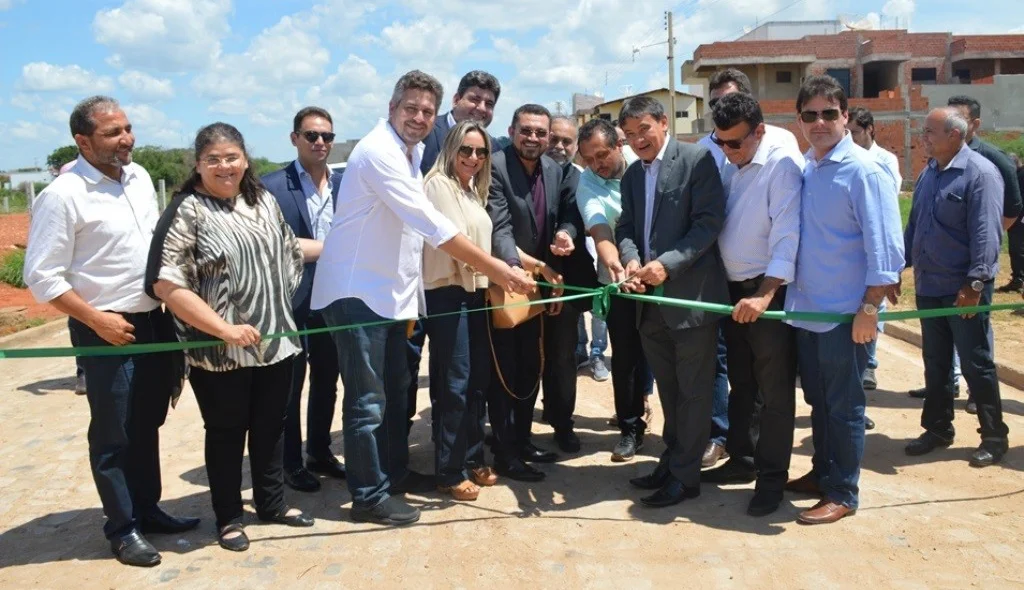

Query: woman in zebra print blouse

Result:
[146,122,317,552]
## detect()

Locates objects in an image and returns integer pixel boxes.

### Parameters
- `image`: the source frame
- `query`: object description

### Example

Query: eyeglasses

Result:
[799,109,842,123]
[457,145,489,159]
[201,154,244,167]
[550,136,574,147]
[300,130,336,143]
[710,128,755,150]
[517,127,549,139]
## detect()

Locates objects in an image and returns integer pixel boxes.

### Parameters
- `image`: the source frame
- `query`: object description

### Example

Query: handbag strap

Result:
[486,312,545,401]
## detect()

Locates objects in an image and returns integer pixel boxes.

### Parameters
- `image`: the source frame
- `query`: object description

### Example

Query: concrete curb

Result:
[884,320,1024,391]
[0,316,68,349]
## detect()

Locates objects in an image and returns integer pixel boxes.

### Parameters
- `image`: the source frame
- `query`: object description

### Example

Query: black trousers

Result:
[487,314,543,460]
[406,321,428,430]
[190,359,293,528]
[721,281,797,491]
[606,296,648,436]
[71,308,174,539]
[284,310,340,471]
[639,307,718,490]
[541,306,582,433]
[1008,222,1024,282]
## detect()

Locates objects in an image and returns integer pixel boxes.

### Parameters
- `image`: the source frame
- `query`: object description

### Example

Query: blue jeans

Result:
[709,324,730,447]
[576,313,608,359]
[796,323,868,509]
[322,298,411,509]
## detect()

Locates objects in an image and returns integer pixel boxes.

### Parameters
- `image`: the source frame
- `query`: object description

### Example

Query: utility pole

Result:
[667,11,678,137]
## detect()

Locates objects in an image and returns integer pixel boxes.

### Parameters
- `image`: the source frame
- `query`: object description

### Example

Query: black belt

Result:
[729,274,765,291]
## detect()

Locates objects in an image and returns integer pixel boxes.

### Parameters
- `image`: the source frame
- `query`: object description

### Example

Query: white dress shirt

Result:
[23,156,160,313]
[869,141,903,193]
[719,129,804,282]
[641,135,671,263]
[699,124,801,172]
[310,119,459,319]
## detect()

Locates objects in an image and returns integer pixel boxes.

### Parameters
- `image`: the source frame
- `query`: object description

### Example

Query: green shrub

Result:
[0,249,26,288]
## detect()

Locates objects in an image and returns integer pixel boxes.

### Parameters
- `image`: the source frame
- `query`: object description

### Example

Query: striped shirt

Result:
[148,191,304,371]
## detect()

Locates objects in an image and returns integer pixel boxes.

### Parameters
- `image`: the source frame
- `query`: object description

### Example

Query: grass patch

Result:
[0,189,29,214]
[0,248,26,288]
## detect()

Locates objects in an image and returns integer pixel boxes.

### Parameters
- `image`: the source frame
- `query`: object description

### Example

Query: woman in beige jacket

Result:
[422,120,501,500]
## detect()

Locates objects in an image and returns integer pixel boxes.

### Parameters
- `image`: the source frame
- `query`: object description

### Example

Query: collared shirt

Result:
[719,130,803,282]
[699,124,801,172]
[968,136,1023,220]
[868,142,903,193]
[905,143,1003,297]
[24,156,160,313]
[294,159,334,241]
[446,111,457,129]
[641,135,671,262]
[310,119,459,320]
[785,133,904,333]
[576,150,639,284]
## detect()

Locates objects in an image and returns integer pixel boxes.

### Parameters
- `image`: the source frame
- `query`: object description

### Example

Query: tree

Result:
[46,145,80,170]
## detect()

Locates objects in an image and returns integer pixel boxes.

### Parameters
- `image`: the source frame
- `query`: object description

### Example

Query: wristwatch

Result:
[860,302,878,316]
[969,280,984,293]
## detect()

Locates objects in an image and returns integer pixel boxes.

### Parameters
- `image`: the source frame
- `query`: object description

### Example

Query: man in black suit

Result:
[407,70,504,434]
[616,96,730,507]
[262,106,346,492]
[487,104,583,481]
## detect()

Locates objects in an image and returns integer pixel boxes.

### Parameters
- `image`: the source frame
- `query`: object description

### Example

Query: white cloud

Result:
[8,121,60,141]
[118,70,174,101]
[122,104,185,147]
[378,16,474,60]
[18,62,114,93]
[92,0,231,73]
[882,0,915,26]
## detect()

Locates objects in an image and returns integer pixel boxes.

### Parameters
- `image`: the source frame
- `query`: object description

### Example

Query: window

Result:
[776,71,793,84]
[955,68,971,84]
[598,113,611,120]
[911,68,937,84]
[675,110,689,118]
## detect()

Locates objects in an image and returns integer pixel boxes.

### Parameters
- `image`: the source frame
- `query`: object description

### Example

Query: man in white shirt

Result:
[699,92,803,517]
[23,96,198,567]
[310,71,533,526]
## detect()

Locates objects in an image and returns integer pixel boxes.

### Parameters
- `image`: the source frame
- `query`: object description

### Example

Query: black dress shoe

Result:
[747,489,783,517]
[996,278,1024,293]
[965,400,978,415]
[140,508,201,535]
[518,442,558,464]
[629,462,670,490]
[640,475,699,508]
[554,429,581,453]
[905,431,953,456]
[258,505,314,527]
[352,496,420,526]
[909,385,960,399]
[494,457,545,482]
[864,415,876,431]
[284,466,321,492]
[307,455,346,479]
[217,523,249,552]
[611,433,643,462]
[110,530,161,567]
[391,470,435,495]
[701,458,757,484]
[969,440,1008,467]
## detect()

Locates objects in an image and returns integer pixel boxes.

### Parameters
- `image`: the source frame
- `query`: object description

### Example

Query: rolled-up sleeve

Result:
[363,148,458,249]
[852,169,905,287]
[764,154,802,283]
[23,189,76,303]
[967,169,1004,281]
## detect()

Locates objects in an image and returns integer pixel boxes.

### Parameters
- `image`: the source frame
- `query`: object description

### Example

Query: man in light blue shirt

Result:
[783,76,904,525]
[699,92,802,517]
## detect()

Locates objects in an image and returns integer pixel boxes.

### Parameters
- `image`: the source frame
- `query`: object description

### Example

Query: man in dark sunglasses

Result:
[784,75,904,525]
[263,106,346,493]
[701,92,803,518]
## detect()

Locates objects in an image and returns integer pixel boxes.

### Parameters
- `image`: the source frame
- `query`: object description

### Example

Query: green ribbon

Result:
[2,282,1022,360]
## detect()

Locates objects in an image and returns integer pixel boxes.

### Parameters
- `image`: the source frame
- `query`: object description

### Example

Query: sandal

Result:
[438,480,480,501]
[470,466,498,487]
[218,523,249,552]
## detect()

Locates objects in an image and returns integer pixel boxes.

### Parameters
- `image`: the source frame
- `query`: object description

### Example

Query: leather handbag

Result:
[486,284,544,329]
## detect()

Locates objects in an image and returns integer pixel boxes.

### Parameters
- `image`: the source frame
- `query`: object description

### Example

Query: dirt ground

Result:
[0,213,62,335]
[0,323,1023,588]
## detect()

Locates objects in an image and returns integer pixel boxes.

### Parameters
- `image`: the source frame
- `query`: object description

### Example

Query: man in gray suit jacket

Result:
[615,96,730,507]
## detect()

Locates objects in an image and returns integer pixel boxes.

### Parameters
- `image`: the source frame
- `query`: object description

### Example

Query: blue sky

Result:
[0,0,1021,170]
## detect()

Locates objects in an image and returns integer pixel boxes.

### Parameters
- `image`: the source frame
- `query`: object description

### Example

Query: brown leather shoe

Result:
[470,466,498,487]
[701,442,728,468]
[797,500,855,524]
[784,471,823,496]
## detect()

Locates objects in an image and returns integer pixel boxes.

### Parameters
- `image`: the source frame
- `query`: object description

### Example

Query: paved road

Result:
[1,325,1023,588]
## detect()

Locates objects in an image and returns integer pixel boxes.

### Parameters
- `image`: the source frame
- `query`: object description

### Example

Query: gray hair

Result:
[551,115,577,129]
[940,107,969,137]
[69,95,121,137]
[390,70,443,111]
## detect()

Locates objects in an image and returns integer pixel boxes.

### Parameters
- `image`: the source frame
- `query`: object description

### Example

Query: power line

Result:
[716,0,809,42]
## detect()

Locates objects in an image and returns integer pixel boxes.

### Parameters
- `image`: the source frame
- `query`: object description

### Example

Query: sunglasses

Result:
[457,145,489,159]
[300,130,336,143]
[799,109,842,123]
[710,128,754,150]
[517,127,549,139]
